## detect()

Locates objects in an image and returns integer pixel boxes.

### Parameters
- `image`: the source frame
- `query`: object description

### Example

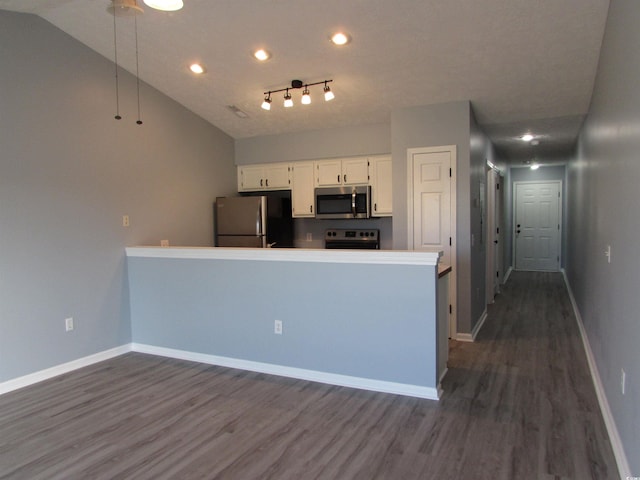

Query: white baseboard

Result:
[456,309,488,342]
[561,270,630,480]
[131,343,441,401]
[0,344,132,396]
[503,266,513,284]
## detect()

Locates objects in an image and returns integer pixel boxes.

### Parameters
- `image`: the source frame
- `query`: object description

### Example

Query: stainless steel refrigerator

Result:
[214,194,293,248]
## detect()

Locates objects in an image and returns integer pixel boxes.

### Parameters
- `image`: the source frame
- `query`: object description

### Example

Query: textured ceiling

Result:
[0,0,610,163]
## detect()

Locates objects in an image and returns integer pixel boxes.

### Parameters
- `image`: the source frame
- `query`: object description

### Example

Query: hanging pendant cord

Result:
[113,8,121,120]
[134,13,143,125]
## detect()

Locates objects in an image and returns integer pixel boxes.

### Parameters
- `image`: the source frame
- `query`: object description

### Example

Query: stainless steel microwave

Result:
[315,185,371,219]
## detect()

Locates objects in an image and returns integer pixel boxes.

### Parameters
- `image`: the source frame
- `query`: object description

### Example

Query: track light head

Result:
[284,89,293,108]
[324,82,335,101]
[261,93,272,111]
[301,86,311,105]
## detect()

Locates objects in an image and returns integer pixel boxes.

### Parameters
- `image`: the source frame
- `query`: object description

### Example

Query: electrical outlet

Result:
[160,240,169,247]
[274,319,283,335]
[65,317,74,332]
[621,368,626,395]
[605,245,611,264]
[122,215,130,227]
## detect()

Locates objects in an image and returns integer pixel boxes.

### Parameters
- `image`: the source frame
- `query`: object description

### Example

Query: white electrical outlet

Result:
[621,368,626,395]
[65,317,74,332]
[160,240,169,247]
[274,320,283,335]
[605,245,611,264]
[122,215,130,227]
[306,233,313,242]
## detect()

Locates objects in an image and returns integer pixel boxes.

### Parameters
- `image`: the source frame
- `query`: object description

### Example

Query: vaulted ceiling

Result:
[0,0,610,163]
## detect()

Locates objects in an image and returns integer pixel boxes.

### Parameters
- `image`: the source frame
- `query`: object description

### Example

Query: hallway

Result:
[0,272,619,479]
[442,271,618,478]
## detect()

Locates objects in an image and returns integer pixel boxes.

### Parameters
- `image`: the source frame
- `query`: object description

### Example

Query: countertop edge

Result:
[125,247,441,266]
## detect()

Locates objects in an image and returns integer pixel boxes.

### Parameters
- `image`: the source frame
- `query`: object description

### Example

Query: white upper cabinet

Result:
[315,157,369,187]
[370,155,392,216]
[237,163,291,191]
[290,161,315,218]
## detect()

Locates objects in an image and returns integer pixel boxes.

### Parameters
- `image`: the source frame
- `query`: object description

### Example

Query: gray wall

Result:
[0,11,236,382]
[506,164,568,270]
[235,123,391,165]
[391,101,484,334]
[567,0,640,472]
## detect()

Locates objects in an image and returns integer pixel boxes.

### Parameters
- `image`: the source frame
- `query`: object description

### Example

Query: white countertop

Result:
[126,246,441,266]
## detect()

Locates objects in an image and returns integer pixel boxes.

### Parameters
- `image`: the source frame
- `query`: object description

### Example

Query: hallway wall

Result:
[567,0,640,474]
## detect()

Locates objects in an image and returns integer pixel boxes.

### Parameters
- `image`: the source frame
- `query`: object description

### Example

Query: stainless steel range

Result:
[324,229,380,249]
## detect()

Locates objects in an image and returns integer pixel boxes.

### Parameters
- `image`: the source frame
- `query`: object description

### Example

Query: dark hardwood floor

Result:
[0,271,619,479]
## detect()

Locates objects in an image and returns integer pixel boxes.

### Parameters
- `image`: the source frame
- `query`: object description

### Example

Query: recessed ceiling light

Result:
[521,134,534,142]
[331,32,351,46]
[530,164,540,170]
[253,49,271,61]
[189,63,205,74]
[143,0,183,11]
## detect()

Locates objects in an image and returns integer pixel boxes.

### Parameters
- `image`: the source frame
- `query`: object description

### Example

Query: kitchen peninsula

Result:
[126,247,448,400]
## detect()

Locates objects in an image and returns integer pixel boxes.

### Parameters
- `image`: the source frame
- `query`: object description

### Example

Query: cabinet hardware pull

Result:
[337,174,340,183]
[260,179,263,187]
[266,179,269,187]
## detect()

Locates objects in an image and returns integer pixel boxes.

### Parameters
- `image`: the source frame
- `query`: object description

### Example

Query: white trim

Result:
[406,145,457,339]
[456,309,488,342]
[503,266,513,283]
[131,343,440,401]
[561,270,630,479]
[126,246,440,266]
[0,345,131,396]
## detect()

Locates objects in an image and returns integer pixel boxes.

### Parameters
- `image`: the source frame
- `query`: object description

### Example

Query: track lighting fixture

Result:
[261,79,334,110]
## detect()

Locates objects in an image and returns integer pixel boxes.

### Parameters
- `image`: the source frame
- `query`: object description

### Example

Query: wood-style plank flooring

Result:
[0,272,618,479]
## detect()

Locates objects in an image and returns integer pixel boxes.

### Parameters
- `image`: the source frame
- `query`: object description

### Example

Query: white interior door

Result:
[408,146,456,338]
[514,181,561,271]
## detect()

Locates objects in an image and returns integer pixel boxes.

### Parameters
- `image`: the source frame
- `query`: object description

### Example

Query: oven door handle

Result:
[351,190,357,217]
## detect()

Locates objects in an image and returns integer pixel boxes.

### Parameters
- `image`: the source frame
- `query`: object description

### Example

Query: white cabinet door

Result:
[370,155,392,216]
[238,165,266,191]
[264,163,291,189]
[238,163,290,191]
[291,162,315,218]
[342,157,369,185]
[315,159,343,187]
[315,157,369,186]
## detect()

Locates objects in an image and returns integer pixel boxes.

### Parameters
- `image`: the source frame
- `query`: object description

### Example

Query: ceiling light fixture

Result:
[521,134,534,142]
[253,49,271,61]
[189,63,205,74]
[283,89,293,108]
[107,0,143,16]
[323,81,335,101]
[331,32,351,46]
[262,79,334,110]
[530,164,540,170]
[109,0,144,124]
[261,94,272,111]
[143,0,183,11]
[301,86,311,105]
